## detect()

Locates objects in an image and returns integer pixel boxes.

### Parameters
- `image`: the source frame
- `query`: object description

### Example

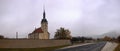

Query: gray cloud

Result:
[0,0,120,38]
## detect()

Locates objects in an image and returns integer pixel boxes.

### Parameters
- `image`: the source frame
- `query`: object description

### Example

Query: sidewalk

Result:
[101,42,118,51]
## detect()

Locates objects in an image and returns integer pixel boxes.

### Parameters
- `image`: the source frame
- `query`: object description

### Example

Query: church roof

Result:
[32,27,43,33]
[41,18,48,23]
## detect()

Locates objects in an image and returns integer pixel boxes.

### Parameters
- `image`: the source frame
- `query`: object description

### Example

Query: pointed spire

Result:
[43,5,46,19]
[41,3,48,23]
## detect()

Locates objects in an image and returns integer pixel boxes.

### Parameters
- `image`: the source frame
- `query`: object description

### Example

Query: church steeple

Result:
[41,5,48,34]
[41,6,48,23]
[43,5,46,19]
[43,8,46,19]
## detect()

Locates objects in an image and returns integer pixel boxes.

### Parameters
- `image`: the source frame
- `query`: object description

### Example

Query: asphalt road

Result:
[54,42,106,51]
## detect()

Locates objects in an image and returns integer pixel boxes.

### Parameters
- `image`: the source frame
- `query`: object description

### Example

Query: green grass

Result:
[114,43,120,51]
[0,45,69,51]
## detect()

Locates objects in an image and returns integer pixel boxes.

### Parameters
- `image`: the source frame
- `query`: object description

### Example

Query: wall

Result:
[0,39,71,48]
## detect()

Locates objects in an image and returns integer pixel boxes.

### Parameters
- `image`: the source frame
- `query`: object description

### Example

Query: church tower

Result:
[41,9,49,39]
[41,9,48,33]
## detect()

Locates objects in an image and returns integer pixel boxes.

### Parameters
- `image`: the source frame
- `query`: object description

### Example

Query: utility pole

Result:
[16,32,18,39]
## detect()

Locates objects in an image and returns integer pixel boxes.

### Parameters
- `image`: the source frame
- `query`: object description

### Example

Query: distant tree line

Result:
[53,27,120,44]
[71,36,93,43]
[96,36,120,43]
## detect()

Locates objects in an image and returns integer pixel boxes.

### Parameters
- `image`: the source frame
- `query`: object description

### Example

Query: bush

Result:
[0,35,4,39]
[117,36,120,43]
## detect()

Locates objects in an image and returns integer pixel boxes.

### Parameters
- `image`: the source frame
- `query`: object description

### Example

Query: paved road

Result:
[54,42,106,51]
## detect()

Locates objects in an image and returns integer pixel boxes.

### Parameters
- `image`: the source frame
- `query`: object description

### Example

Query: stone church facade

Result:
[28,10,50,39]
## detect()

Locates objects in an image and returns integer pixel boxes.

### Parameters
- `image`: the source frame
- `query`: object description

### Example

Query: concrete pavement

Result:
[54,42,106,51]
[101,42,118,51]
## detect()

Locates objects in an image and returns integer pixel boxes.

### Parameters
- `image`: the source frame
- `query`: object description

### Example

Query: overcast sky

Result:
[0,0,120,38]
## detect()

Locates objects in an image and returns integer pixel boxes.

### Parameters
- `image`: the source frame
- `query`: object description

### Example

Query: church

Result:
[28,9,50,39]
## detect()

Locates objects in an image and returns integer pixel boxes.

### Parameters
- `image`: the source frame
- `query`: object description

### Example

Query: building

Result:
[28,9,50,39]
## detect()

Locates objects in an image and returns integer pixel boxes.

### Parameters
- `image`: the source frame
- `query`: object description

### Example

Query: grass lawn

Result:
[114,43,120,51]
[0,45,69,51]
